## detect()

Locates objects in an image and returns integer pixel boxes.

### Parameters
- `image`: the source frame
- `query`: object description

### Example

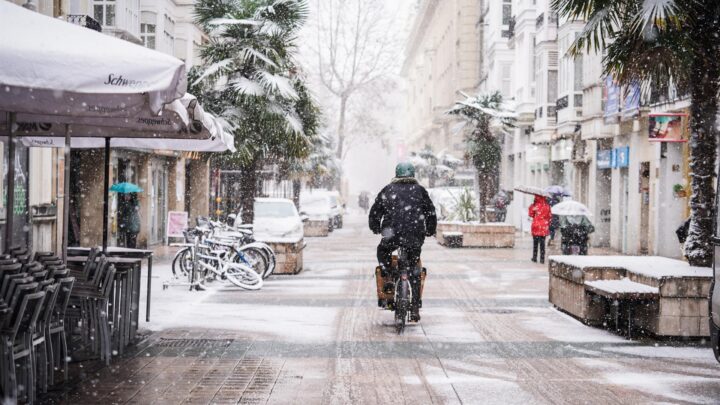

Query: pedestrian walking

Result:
[359,191,370,214]
[547,194,561,246]
[491,190,511,222]
[559,215,594,255]
[119,193,141,248]
[528,195,551,264]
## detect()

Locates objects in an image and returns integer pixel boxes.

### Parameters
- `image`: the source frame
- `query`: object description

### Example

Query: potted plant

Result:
[673,183,688,198]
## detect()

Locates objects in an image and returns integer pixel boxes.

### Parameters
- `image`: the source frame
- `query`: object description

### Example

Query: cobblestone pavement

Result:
[45,214,720,404]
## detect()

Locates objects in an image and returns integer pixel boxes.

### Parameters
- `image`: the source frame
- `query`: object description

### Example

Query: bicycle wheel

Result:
[395,278,410,334]
[171,247,192,278]
[240,242,276,278]
[225,263,264,290]
[235,247,269,278]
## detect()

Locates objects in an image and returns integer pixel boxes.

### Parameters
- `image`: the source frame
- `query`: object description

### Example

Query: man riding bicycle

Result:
[369,162,437,321]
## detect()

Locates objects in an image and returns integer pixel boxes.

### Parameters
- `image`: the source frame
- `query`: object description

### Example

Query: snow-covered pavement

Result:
[54,214,720,404]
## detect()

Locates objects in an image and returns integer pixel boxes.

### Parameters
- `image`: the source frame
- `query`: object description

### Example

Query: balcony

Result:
[63,14,102,32]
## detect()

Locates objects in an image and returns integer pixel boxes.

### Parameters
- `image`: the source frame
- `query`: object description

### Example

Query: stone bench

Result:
[303,220,330,237]
[548,256,713,337]
[258,239,305,275]
[436,222,515,248]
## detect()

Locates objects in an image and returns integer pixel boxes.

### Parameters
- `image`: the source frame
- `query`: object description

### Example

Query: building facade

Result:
[402,0,483,155]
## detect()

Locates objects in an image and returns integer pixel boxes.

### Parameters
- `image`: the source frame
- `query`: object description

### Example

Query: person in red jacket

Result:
[528,195,552,263]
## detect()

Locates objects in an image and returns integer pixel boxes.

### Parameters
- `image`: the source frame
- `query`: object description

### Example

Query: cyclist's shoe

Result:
[382,282,395,295]
[410,307,420,322]
[378,299,386,308]
[194,283,207,291]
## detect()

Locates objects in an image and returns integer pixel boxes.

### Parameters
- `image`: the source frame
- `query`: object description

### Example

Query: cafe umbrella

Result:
[110,183,144,194]
[2,94,234,255]
[0,1,187,253]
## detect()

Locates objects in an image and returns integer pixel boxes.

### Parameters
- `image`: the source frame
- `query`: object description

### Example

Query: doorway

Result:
[150,161,168,245]
[619,167,630,252]
[639,161,651,254]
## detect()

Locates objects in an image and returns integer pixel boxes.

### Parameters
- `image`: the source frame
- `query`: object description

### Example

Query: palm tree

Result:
[552,0,720,266]
[447,91,516,222]
[192,0,318,224]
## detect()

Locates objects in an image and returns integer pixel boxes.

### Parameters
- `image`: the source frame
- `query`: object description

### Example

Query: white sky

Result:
[297,0,418,197]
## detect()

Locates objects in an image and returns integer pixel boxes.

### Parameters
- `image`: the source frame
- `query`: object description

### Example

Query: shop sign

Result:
[597,149,612,169]
[649,113,688,142]
[611,146,630,168]
[604,76,621,123]
[166,211,188,238]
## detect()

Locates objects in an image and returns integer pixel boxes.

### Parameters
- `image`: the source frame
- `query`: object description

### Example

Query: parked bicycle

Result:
[171,218,276,282]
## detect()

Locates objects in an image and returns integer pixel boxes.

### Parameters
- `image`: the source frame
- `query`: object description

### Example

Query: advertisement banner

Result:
[649,113,687,142]
[623,83,641,119]
[166,211,188,238]
[604,76,621,123]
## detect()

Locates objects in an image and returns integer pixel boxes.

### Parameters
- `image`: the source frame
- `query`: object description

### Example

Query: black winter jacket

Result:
[368,178,437,244]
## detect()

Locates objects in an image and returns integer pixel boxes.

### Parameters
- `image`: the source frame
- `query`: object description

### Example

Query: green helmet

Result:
[395,162,415,178]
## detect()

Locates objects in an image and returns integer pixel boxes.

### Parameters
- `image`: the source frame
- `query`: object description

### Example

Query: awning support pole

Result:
[5,112,16,253]
[102,137,110,254]
[62,124,71,261]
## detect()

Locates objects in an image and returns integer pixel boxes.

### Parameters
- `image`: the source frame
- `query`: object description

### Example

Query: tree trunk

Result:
[239,159,259,225]
[476,168,489,223]
[336,94,348,160]
[292,179,301,209]
[684,69,720,267]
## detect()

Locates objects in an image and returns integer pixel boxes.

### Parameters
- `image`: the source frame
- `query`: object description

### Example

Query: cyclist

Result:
[369,162,437,321]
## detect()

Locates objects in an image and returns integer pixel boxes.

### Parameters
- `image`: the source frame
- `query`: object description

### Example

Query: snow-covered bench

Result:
[548,256,713,337]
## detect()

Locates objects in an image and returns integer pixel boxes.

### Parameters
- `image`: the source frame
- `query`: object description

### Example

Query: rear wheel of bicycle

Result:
[395,279,410,334]
[225,263,264,290]
[172,248,192,278]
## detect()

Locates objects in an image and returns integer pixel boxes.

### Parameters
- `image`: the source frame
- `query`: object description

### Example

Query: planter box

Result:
[262,239,305,275]
[548,256,713,337]
[436,222,515,248]
[303,220,329,237]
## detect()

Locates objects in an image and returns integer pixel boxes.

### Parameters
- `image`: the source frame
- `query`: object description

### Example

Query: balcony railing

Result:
[64,14,102,32]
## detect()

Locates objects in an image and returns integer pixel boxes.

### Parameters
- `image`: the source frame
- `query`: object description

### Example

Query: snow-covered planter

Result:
[257,237,305,275]
[436,221,515,248]
[303,220,330,237]
[549,256,713,337]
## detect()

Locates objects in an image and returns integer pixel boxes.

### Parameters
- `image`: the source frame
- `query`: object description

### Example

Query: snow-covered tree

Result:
[447,91,516,222]
[192,0,320,224]
[552,0,720,266]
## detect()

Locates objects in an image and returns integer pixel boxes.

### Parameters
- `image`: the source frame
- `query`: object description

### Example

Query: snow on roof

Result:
[549,255,712,279]
[255,197,294,204]
[585,278,659,294]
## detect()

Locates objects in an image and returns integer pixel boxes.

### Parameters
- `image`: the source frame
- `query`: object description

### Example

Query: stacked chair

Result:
[66,248,117,365]
[0,248,75,403]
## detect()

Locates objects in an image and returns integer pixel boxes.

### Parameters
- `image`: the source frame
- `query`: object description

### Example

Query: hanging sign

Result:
[649,113,688,142]
[597,150,612,169]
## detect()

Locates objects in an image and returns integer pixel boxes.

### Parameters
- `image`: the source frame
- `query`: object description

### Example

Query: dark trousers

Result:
[126,231,138,249]
[377,237,422,270]
[532,236,546,263]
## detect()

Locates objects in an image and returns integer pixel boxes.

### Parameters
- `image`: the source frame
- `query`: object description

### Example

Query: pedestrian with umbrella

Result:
[528,194,552,264]
[112,182,143,248]
[545,185,570,246]
[552,200,595,255]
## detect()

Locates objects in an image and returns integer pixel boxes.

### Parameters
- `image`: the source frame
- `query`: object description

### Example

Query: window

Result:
[547,71,558,103]
[93,0,115,26]
[163,14,175,52]
[502,63,512,98]
[502,2,512,25]
[141,23,156,49]
[574,56,583,92]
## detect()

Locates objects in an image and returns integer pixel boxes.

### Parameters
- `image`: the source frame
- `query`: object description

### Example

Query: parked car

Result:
[235,198,304,242]
[300,190,336,232]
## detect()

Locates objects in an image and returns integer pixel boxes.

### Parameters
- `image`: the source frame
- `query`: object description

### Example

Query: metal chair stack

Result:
[0,248,75,403]
[0,247,74,403]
